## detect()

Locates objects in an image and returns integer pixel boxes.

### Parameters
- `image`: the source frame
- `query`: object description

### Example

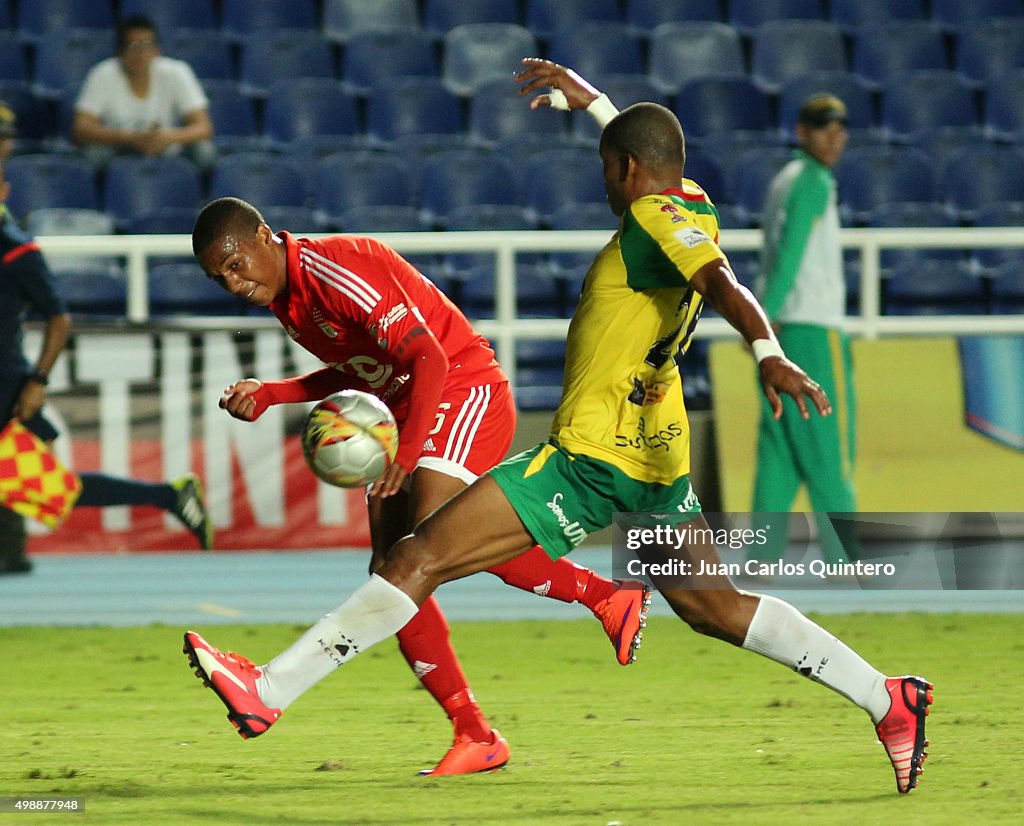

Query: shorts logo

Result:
[546,492,588,548]
[677,482,700,513]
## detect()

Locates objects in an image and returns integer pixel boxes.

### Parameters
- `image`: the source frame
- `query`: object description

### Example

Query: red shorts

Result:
[395,381,516,484]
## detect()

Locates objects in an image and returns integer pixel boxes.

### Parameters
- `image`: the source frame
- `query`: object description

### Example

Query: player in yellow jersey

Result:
[183,60,933,795]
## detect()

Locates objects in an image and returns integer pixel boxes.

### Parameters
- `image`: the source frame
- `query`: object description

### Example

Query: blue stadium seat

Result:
[456,264,561,319]
[883,261,986,315]
[525,0,623,39]
[984,70,1024,141]
[262,79,359,148]
[830,0,927,28]
[836,146,936,224]
[25,208,120,289]
[674,76,773,139]
[523,148,608,225]
[970,202,1024,272]
[955,20,1024,82]
[468,78,568,146]
[366,77,463,143]
[0,33,28,82]
[164,31,234,82]
[336,205,428,233]
[3,154,97,217]
[202,80,260,153]
[33,29,110,99]
[119,0,218,33]
[259,206,319,233]
[572,75,668,142]
[881,71,980,141]
[221,0,318,42]
[684,145,727,205]
[729,147,796,223]
[239,31,335,96]
[442,24,539,97]
[419,149,519,225]
[0,82,56,146]
[628,0,724,29]
[778,72,876,134]
[323,0,420,43]
[931,0,1024,30]
[728,0,824,31]
[942,145,1024,220]
[16,0,113,42]
[647,23,744,96]
[0,2,9,28]
[906,128,987,173]
[443,205,538,274]
[423,0,520,35]
[547,202,616,276]
[545,23,646,78]
[751,21,847,92]
[314,151,417,228]
[341,28,437,97]
[868,201,962,271]
[124,207,199,234]
[209,152,308,208]
[149,262,248,317]
[851,23,949,86]
[513,340,569,400]
[990,262,1024,313]
[102,156,202,228]
[715,204,750,229]
[53,270,127,317]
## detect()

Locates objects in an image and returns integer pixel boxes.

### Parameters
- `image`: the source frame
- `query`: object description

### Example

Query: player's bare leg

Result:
[641,514,933,793]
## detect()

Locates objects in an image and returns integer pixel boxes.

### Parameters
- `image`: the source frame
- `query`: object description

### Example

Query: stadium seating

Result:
[335,205,428,235]
[24,208,120,289]
[990,262,1024,314]
[341,28,438,96]
[102,156,202,228]
[971,202,1024,272]
[851,23,949,86]
[750,21,847,92]
[468,78,568,146]
[513,339,566,409]
[627,0,724,29]
[0,82,56,146]
[674,76,773,138]
[422,0,520,35]
[119,0,218,33]
[443,205,538,274]
[33,29,110,99]
[456,264,562,319]
[164,31,233,82]
[124,207,199,235]
[930,0,1024,30]
[16,0,114,42]
[683,145,727,205]
[221,0,318,41]
[148,262,248,317]
[238,31,335,96]
[867,201,962,271]
[52,269,127,317]
[0,33,28,82]
[201,80,260,154]
[524,0,623,39]
[208,152,307,208]
[777,72,876,134]
[729,147,796,223]
[546,202,617,276]
[365,77,463,143]
[522,148,609,225]
[942,145,1024,220]
[323,0,420,43]
[836,146,936,224]
[571,75,668,143]
[419,149,519,225]
[259,206,319,233]
[647,23,745,96]
[983,70,1024,141]
[880,71,980,142]
[883,261,987,315]
[262,79,360,148]
[829,0,928,29]
[314,151,417,228]
[955,20,1024,82]
[3,154,97,217]
[728,0,825,31]
[442,24,539,97]
[545,23,646,78]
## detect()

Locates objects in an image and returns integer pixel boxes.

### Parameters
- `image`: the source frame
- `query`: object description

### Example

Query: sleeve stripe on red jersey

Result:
[443,384,491,466]
[301,249,382,314]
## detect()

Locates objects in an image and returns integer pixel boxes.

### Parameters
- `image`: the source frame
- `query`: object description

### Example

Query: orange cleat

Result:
[418,729,510,777]
[592,580,652,665]
[875,675,934,793]
[183,630,281,739]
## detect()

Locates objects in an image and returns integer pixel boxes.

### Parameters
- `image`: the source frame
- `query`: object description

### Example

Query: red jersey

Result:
[271,232,506,406]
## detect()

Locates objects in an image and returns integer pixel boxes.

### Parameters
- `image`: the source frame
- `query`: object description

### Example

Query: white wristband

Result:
[752,339,785,363]
[586,93,619,129]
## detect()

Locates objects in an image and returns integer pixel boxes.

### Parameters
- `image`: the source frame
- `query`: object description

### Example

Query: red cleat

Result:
[875,675,934,793]
[183,630,281,739]
[418,729,510,776]
[592,580,652,665]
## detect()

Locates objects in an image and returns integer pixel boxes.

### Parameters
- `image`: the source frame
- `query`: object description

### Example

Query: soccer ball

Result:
[301,390,399,488]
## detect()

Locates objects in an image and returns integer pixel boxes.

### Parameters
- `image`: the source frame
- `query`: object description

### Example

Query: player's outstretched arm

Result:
[689,260,832,421]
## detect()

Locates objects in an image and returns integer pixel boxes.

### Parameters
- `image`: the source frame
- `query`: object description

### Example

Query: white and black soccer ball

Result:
[301,390,399,488]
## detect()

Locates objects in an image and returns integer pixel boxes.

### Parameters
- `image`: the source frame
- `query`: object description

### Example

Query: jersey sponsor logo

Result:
[338,355,394,389]
[379,303,409,332]
[545,492,588,548]
[659,203,687,223]
[674,227,712,248]
[627,378,671,406]
[615,416,683,453]
[311,306,339,338]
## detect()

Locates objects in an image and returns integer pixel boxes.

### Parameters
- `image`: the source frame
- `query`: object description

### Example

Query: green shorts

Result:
[488,440,701,560]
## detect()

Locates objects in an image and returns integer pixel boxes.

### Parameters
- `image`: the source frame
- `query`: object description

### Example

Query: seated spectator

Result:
[71,16,215,171]
[0,101,15,163]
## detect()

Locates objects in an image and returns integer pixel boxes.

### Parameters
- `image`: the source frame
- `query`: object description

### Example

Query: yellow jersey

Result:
[550,179,726,484]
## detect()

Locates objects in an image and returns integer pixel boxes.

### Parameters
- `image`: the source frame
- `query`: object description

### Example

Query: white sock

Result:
[742,594,891,723]
[256,574,418,710]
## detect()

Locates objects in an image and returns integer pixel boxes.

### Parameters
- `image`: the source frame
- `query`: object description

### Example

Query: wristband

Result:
[586,93,619,129]
[27,369,49,386]
[752,339,785,364]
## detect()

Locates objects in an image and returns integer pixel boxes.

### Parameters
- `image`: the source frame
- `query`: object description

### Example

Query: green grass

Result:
[2,613,1022,825]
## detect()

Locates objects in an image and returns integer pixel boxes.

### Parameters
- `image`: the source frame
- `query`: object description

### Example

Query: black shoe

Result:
[171,474,214,550]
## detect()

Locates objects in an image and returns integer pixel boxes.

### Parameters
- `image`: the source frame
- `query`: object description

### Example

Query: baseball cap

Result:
[0,100,16,138]
[798,94,847,129]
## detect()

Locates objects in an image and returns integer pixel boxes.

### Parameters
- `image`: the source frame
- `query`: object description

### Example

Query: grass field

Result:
[2,613,1022,825]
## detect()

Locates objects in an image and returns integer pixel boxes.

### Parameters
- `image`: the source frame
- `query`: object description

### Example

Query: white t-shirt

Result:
[74,56,208,131]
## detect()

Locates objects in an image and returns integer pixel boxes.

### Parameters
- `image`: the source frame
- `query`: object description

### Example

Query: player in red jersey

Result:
[187,197,650,775]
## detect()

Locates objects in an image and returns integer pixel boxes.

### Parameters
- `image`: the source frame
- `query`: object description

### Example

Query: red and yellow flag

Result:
[0,420,82,529]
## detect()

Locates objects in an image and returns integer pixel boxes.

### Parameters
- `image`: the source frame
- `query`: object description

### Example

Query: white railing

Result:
[38,227,1024,379]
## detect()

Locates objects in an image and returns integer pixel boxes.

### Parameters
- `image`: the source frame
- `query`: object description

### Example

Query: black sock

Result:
[77,473,176,511]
